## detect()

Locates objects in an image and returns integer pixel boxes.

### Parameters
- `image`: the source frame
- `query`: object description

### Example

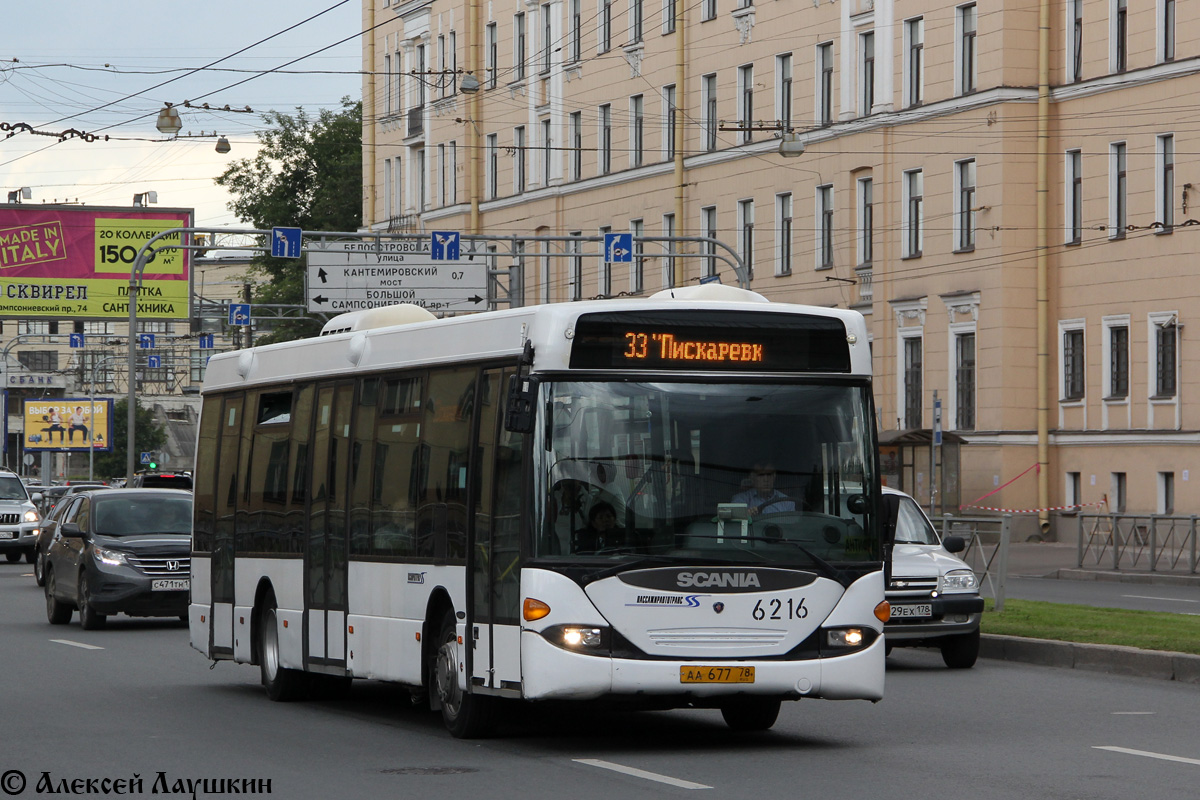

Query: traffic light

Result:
[148,462,158,470]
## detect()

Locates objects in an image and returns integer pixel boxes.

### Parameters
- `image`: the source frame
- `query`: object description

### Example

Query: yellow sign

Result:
[24,399,113,452]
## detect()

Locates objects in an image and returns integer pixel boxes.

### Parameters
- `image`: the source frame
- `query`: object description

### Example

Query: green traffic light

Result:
[149,462,157,470]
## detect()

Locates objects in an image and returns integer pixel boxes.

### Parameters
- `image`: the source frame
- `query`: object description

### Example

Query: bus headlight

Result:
[941,569,978,593]
[826,628,864,648]
[541,624,610,653]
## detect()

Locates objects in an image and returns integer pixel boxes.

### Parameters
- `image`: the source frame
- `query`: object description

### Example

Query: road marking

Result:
[573,759,712,790]
[1094,746,1200,766]
[1111,712,1156,715]
[50,639,104,651]
[1121,595,1200,604]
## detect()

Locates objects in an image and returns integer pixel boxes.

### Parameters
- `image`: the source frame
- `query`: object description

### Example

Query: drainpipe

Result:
[672,0,687,287]
[1036,0,1051,532]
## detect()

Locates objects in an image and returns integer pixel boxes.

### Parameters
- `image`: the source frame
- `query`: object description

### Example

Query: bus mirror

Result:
[504,374,540,434]
[881,493,901,546]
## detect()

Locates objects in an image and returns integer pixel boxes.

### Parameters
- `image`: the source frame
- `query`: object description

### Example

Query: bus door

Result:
[469,368,525,691]
[304,382,352,669]
[210,393,243,657]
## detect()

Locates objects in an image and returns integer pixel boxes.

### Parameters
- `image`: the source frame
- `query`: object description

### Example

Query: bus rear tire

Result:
[433,610,492,738]
[720,697,781,731]
[259,603,307,701]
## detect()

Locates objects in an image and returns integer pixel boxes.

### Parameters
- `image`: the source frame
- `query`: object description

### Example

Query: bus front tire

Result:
[720,697,781,732]
[259,603,307,701]
[432,610,492,738]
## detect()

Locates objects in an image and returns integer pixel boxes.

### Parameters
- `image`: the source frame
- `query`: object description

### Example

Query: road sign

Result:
[147,355,161,369]
[69,333,85,348]
[140,452,152,465]
[23,454,34,466]
[138,333,155,349]
[306,241,488,314]
[198,333,214,349]
[605,232,633,263]
[430,231,461,260]
[271,227,303,258]
[229,303,251,326]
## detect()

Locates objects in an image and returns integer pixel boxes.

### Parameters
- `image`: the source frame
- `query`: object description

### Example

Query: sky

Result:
[0,1,363,228]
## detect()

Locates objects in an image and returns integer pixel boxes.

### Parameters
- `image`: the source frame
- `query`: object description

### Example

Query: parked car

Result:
[885,486,984,669]
[125,471,192,490]
[0,470,43,563]
[43,489,193,629]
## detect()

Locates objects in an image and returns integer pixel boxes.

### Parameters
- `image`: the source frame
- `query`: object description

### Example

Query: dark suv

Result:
[126,471,192,490]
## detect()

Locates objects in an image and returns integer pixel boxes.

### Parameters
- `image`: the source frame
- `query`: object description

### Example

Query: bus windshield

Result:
[536,380,880,571]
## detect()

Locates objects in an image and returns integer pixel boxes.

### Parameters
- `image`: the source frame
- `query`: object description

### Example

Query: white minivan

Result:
[885,487,983,668]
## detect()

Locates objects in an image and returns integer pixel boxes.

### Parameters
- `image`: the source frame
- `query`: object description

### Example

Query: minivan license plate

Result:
[680,666,755,684]
[892,604,932,618]
[151,579,189,592]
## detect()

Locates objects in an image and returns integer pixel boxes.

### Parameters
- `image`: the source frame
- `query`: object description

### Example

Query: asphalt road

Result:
[1006,575,1200,613]
[3,561,1200,800]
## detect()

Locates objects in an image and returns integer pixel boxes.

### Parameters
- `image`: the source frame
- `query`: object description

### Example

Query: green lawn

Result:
[981,599,1200,656]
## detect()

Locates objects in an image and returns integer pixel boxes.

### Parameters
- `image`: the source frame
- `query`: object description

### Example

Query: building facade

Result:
[362,0,1200,534]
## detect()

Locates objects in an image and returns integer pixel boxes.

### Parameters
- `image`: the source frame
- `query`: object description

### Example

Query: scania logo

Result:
[167,560,182,572]
[676,571,761,589]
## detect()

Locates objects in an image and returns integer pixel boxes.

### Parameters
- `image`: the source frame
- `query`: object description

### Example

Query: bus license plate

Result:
[892,604,932,618]
[680,666,755,684]
[151,579,189,592]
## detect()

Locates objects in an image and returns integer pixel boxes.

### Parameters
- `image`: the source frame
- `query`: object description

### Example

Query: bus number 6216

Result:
[753,598,808,620]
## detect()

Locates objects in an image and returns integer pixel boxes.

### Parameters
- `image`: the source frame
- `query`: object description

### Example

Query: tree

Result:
[215,98,363,344]
[91,398,167,480]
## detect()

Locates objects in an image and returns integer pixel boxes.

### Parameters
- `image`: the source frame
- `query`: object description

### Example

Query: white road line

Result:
[1111,712,1156,716]
[1121,595,1200,604]
[1094,746,1200,766]
[573,759,713,790]
[50,639,104,651]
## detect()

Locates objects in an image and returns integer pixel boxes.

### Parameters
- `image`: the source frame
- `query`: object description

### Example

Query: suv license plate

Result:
[892,604,933,618]
[680,666,755,684]
[151,579,189,592]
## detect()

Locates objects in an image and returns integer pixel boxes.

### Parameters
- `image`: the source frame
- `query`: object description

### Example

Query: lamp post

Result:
[132,191,158,207]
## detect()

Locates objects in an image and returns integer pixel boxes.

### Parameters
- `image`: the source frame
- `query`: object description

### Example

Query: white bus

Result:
[189,285,891,737]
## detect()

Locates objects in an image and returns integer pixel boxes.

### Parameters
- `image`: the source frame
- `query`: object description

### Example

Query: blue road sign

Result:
[138,333,155,349]
[604,232,633,263]
[229,303,251,326]
[69,333,85,348]
[198,333,214,349]
[431,231,461,260]
[699,274,722,285]
[140,452,152,465]
[271,226,303,259]
[147,355,162,369]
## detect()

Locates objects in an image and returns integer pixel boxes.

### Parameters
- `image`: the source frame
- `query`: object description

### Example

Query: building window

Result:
[541,120,552,187]
[600,0,612,52]
[738,65,754,144]
[569,0,582,62]
[1110,142,1126,240]
[1108,324,1129,398]
[1067,472,1082,509]
[1159,471,1175,515]
[384,54,393,115]
[816,184,833,270]
[662,213,676,288]
[190,350,209,386]
[631,94,644,167]
[1162,0,1176,62]
[539,6,552,74]
[738,199,754,280]
[630,0,643,43]
[904,337,923,429]
[776,54,792,134]
[138,321,172,334]
[1158,134,1174,231]
[663,85,677,160]
[437,35,447,99]
[598,226,612,295]
[1066,149,1083,245]
[599,104,612,174]
[1156,322,1178,397]
[701,206,717,277]
[905,18,924,107]
[486,134,498,198]
[663,0,676,34]
[17,351,57,372]
[702,0,716,22]
[1063,327,1085,401]
[958,4,977,95]
[514,13,527,81]
[631,218,644,293]
[19,321,50,335]
[858,177,873,267]
[487,23,498,88]
[570,111,582,181]
[903,169,923,258]
[1070,0,1083,81]
[1114,0,1128,73]
[415,147,427,210]
[956,332,976,430]
[703,73,718,151]
[956,159,976,252]
[859,31,874,117]
[776,192,792,276]
[569,234,583,301]
[817,43,833,126]
[448,141,457,204]
[1111,472,1127,512]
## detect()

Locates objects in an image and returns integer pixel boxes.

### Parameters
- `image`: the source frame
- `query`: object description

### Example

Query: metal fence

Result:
[1075,513,1200,574]
[931,513,1013,610]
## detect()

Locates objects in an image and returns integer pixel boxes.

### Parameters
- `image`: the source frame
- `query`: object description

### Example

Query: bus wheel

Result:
[720,697,781,732]
[259,603,307,701]
[433,610,492,738]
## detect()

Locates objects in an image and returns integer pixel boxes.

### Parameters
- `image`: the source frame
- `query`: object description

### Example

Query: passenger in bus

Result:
[731,463,796,516]
[572,501,627,553]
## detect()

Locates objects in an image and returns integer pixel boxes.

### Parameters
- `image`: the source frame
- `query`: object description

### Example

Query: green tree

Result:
[92,398,167,480]
[215,98,363,344]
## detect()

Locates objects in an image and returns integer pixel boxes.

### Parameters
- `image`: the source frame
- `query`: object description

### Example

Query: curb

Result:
[981,633,1200,684]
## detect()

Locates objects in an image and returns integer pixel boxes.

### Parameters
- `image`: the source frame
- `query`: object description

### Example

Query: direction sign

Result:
[69,333,85,349]
[229,303,251,326]
[431,231,461,260]
[147,355,161,369]
[271,227,303,258]
[198,333,214,349]
[605,232,633,263]
[138,333,155,349]
[306,241,488,314]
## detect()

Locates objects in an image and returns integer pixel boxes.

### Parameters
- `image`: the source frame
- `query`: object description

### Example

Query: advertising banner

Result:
[23,399,113,452]
[0,206,192,319]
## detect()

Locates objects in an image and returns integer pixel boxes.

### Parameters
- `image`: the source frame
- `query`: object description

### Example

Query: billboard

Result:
[23,399,113,452]
[0,205,192,319]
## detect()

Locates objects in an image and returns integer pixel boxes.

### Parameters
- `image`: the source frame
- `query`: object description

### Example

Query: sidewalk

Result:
[1001,540,1200,585]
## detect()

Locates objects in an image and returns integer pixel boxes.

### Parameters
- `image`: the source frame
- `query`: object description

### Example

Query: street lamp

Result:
[459,73,481,94]
[155,104,183,136]
[132,191,158,207]
[6,187,32,204]
[214,136,231,154]
[778,133,805,158]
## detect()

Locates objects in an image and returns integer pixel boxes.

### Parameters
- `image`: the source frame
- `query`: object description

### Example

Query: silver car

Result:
[0,471,42,564]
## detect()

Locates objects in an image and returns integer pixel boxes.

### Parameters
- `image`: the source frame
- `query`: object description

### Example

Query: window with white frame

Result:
[1161,0,1176,62]
[394,46,403,109]
[702,0,716,22]
[1069,0,1083,82]
[1113,0,1128,73]
[776,54,792,134]
[486,23,498,88]
[83,321,114,335]
[448,142,457,204]
[630,94,644,167]
[415,45,427,108]
[1158,471,1175,515]
[415,147,427,210]
[703,73,718,151]
[905,18,924,107]
[701,206,717,277]
[393,155,403,214]
[857,176,873,267]
[486,134,498,198]
[514,12,527,81]
[955,331,976,430]
[384,158,393,219]
[20,320,50,335]
[663,85,677,160]
[631,218,644,293]
[1066,472,1082,509]
[1157,133,1174,231]
[569,233,583,300]
[598,226,612,295]
[600,0,612,51]
[568,0,582,61]
[1066,149,1083,244]
[1103,316,1130,399]
[514,126,526,193]
[630,0,643,43]
[663,0,676,34]
[437,35,447,99]
[859,31,874,117]
[18,350,56,372]
[541,119,552,186]
[1060,321,1086,401]
[599,104,612,174]
[540,243,551,304]
[1111,472,1127,512]
[902,335,924,428]
[775,192,792,276]
[816,43,833,126]
[903,169,923,258]
[384,54,393,115]
[437,143,446,206]
[738,199,754,280]
[538,6,551,75]
[955,158,977,251]
[661,214,676,288]
[448,32,457,94]
[957,4,977,95]
[738,65,754,144]
[1110,141,1127,239]
[570,111,583,180]
[816,184,833,270]
[1151,313,1178,398]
